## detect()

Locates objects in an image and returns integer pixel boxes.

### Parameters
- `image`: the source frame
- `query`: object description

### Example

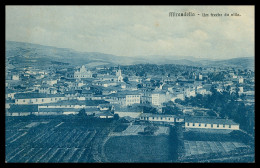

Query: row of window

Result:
[187,123,231,128]
[140,116,173,121]
[126,99,139,102]
[21,97,64,103]
[75,75,90,78]
[42,105,85,108]
[127,95,140,98]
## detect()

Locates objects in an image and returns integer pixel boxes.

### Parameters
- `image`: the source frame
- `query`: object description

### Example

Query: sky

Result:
[6,6,254,59]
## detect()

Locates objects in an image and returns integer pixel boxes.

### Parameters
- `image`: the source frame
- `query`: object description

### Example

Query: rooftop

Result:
[140,113,178,118]
[39,108,80,112]
[185,117,239,125]
[14,93,65,99]
[8,104,38,112]
[39,100,86,106]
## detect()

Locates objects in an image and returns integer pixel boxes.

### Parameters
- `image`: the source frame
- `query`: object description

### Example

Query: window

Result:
[42,99,44,102]
[193,123,195,126]
[169,118,170,120]
[205,124,207,127]
[161,117,163,120]
[223,124,225,128]
[217,124,219,128]
[152,117,154,119]
[187,123,189,126]
[211,124,213,128]
[23,100,25,102]
[229,125,231,128]
[199,123,201,127]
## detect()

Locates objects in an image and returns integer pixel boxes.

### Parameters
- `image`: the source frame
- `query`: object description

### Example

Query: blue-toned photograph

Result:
[5,6,254,163]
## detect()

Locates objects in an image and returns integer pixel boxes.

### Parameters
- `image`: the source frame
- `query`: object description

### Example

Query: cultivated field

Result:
[5,116,115,163]
[180,129,254,162]
[104,135,172,162]
[183,140,250,156]
[110,124,169,136]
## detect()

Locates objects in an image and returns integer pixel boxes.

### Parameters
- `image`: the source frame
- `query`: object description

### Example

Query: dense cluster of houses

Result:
[5,63,254,130]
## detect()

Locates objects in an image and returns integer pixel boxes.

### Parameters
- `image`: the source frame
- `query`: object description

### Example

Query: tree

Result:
[114,114,120,120]
[142,105,157,113]
[123,77,129,83]
[163,105,182,115]
[137,84,143,88]
[78,108,87,117]
[175,99,182,104]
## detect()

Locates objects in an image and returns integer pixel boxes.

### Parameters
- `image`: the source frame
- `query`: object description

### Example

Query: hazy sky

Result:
[6,6,254,59]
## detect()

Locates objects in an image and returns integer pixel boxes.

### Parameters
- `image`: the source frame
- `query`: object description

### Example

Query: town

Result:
[5,56,255,162]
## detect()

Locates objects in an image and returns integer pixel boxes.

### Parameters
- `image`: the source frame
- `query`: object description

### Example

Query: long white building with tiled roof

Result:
[185,117,239,130]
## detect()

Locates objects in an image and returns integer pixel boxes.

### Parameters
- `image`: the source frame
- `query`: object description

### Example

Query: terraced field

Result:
[181,129,254,161]
[104,135,172,162]
[5,116,115,163]
[184,140,250,156]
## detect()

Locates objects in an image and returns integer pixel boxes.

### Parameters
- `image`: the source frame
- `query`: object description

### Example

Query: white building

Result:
[74,65,92,79]
[185,117,239,130]
[126,94,141,106]
[116,68,123,82]
[139,113,184,123]
[185,88,196,97]
[14,93,85,105]
[46,79,58,86]
[238,87,244,94]
[12,75,19,81]
[108,91,141,106]
[171,93,185,102]
[151,92,166,106]
[199,74,203,80]
[114,106,142,118]
[238,77,244,84]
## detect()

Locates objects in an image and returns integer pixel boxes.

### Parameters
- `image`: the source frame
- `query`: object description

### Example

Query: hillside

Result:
[6,41,254,69]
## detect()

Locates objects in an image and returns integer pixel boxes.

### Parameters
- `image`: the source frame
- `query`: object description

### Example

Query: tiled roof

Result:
[39,108,80,112]
[185,117,239,125]
[95,112,114,117]
[39,100,86,106]
[140,113,177,118]
[14,93,65,99]
[8,104,38,112]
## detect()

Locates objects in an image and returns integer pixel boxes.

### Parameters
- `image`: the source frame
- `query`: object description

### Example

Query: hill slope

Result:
[6,41,254,69]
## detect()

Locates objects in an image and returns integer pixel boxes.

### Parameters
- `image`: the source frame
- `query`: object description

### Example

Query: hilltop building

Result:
[74,65,92,79]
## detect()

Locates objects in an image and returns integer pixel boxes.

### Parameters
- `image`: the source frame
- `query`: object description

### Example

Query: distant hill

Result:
[5,41,147,68]
[208,57,254,69]
[6,41,254,69]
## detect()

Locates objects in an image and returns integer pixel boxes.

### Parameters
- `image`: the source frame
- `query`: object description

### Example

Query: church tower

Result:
[116,66,123,82]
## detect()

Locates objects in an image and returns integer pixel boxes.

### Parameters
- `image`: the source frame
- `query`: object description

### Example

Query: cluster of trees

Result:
[120,64,199,77]
[177,87,254,134]
[208,72,225,81]
[162,101,183,115]
[140,105,157,114]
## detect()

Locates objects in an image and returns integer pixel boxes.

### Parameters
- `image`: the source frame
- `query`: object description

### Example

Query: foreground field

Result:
[184,140,250,156]
[179,129,254,162]
[104,135,172,162]
[5,116,115,163]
